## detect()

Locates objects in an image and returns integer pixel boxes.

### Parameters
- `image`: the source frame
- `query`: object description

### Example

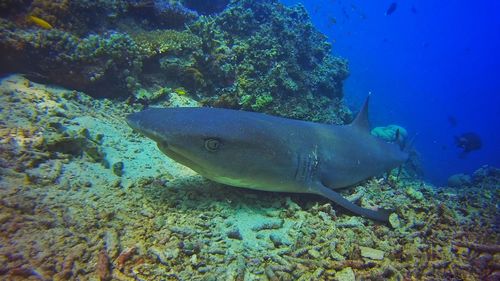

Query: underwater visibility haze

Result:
[281,0,500,184]
[0,0,498,280]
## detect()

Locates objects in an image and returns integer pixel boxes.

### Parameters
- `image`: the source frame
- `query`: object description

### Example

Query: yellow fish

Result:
[174,88,187,95]
[28,15,53,29]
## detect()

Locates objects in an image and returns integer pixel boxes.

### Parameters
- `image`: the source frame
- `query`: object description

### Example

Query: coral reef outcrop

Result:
[0,0,350,122]
[189,0,350,122]
[0,22,144,97]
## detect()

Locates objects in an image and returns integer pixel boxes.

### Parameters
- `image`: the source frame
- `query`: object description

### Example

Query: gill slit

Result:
[294,145,320,190]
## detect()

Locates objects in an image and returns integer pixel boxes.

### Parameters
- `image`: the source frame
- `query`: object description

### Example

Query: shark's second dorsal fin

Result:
[351,94,370,131]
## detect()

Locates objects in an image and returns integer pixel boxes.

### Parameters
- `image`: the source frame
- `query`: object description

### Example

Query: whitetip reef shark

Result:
[127,96,408,222]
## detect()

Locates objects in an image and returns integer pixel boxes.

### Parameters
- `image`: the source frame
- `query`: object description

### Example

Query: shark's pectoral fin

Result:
[312,184,392,223]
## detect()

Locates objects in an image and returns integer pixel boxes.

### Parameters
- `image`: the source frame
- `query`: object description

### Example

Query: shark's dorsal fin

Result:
[351,94,370,131]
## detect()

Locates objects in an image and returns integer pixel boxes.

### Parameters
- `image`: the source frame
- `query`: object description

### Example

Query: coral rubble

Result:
[0,0,497,280]
[0,75,498,280]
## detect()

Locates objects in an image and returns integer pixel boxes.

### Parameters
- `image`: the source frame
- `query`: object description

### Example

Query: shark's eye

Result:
[204,138,220,152]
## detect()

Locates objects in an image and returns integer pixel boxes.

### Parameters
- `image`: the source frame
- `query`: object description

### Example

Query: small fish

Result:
[28,15,53,29]
[411,5,418,14]
[385,2,398,16]
[174,87,187,95]
[312,5,320,15]
[327,16,337,27]
[447,115,457,127]
[342,7,350,19]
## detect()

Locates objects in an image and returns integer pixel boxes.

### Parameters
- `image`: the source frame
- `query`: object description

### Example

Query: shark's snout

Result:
[126,112,142,132]
[126,111,169,145]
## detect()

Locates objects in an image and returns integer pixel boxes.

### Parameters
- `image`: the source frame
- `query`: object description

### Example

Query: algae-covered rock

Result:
[112,161,124,177]
[359,246,385,260]
[227,228,242,240]
[335,267,355,281]
[337,216,364,228]
[131,29,202,57]
[472,165,500,186]
[269,233,290,247]
[447,173,472,187]
[406,187,424,201]
[308,249,321,259]
[389,213,401,229]
[251,218,284,231]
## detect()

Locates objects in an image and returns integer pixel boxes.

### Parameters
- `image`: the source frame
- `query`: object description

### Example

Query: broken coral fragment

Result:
[359,246,385,260]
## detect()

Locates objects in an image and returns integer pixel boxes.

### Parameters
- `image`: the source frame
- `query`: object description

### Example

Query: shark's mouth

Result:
[157,143,207,175]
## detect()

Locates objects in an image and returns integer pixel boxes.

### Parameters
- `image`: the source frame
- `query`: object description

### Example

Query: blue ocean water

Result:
[282,0,500,185]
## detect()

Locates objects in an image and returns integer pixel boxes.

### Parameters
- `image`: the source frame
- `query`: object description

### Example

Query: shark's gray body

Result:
[127,97,408,222]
